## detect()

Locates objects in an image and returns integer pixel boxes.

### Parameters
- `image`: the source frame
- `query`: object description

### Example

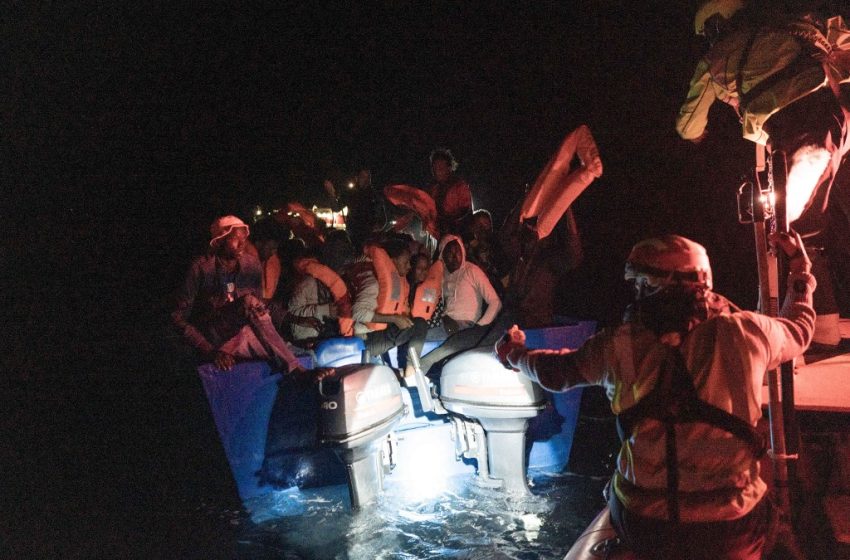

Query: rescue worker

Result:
[497,233,815,559]
[426,148,473,237]
[677,0,850,346]
[172,215,329,381]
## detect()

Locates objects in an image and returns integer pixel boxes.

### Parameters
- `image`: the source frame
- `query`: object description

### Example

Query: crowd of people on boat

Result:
[171,147,540,381]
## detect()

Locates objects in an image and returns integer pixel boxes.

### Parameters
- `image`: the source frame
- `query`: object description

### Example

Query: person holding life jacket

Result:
[345,235,428,376]
[677,1,850,346]
[497,233,815,560]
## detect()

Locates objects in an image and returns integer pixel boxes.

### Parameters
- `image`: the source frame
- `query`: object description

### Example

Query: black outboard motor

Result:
[439,350,547,493]
[318,363,406,509]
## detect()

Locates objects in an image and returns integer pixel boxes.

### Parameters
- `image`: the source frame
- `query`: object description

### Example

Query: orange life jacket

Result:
[273,202,326,248]
[363,244,409,331]
[520,125,602,239]
[383,184,439,238]
[261,253,282,300]
[411,260,443,320]
[293,257,354,337]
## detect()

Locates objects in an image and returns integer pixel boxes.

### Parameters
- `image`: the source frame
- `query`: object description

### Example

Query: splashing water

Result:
[240,469,607,559]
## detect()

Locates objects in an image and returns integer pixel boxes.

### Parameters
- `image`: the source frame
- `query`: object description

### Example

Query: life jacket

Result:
[411,260,444,320]
[293,257,354,337]
[615,345,767,524]
[261,252,282,300]
[362,244,409,331]
[519,125,602,240]
[273,202,325,248]
[384,184,439,238]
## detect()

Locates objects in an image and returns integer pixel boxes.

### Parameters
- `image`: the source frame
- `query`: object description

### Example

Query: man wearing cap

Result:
[172,215,310,374]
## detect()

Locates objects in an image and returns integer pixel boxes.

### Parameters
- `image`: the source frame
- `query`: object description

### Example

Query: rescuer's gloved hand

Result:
[495,325,526,371]
[769,230,811,275]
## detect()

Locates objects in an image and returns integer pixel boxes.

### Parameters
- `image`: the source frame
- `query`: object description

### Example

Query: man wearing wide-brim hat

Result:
[172,215,323,377]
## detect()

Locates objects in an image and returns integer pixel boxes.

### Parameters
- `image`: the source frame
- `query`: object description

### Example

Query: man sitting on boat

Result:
[171,215,311,376]
[497,233,815,559]
[345,234,428,379]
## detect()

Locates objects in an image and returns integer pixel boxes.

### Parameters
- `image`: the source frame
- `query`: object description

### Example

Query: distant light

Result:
[348,182,355,189]
[342,206,349,217]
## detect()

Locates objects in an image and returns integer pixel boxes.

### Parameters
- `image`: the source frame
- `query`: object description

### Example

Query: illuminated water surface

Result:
[240,469,607,559]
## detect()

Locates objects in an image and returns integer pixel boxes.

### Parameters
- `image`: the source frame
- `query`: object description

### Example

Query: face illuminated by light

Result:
[431,158,452,183]
[392,249,412,277]
[219,227,248,260]
[443,241,462,273]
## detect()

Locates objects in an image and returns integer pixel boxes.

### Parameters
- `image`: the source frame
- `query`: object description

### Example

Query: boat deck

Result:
[761,351,850,412]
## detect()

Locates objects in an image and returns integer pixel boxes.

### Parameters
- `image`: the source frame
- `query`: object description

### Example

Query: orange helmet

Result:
[694,0,744,36]
[625,235,713,291]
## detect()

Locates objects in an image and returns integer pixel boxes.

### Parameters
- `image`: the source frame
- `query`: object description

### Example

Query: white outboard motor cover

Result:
[319,363,405,449]
[440,350,546,418]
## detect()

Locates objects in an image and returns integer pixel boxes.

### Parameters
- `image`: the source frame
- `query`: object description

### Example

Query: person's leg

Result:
[419,324,489,373]
[240,294,303,372]
[397,318,428,366]
[362,320,427,375]
[767,88,849,236]
[365,325,404,358]
[418,317,507,375]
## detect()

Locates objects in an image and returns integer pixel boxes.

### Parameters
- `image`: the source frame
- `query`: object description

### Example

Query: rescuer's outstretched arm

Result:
[496,325,604,392]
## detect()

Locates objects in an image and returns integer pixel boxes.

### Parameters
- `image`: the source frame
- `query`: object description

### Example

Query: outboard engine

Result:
[318,363,406,509]
[440,350,547,493]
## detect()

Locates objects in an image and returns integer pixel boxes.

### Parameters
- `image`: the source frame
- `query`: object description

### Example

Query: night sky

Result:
[6,1,850,556]
[8,1,764,369]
